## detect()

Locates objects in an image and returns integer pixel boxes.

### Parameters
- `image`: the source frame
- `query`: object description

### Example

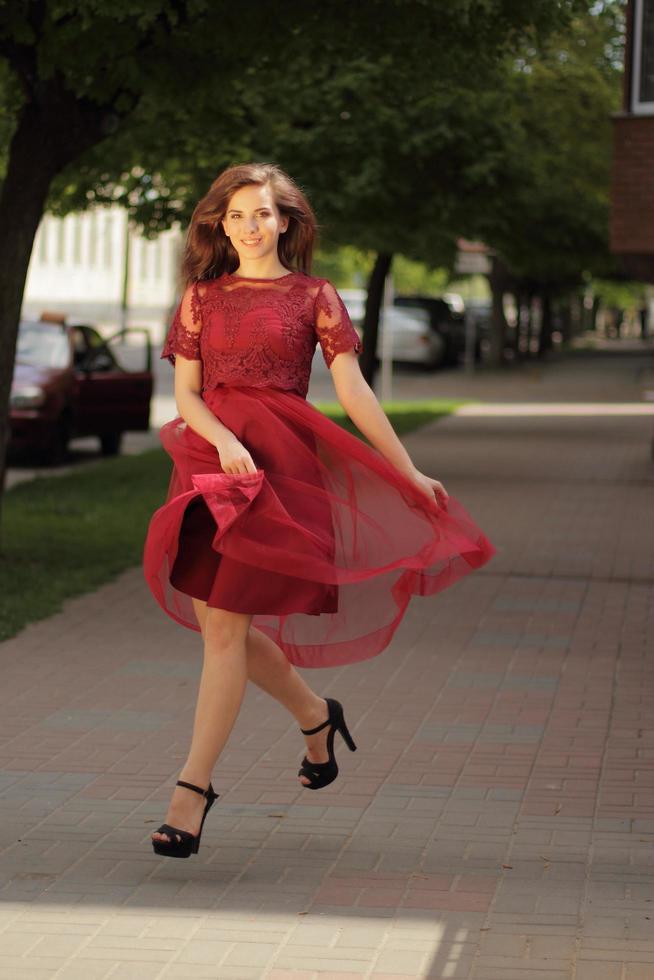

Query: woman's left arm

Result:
[329,351,448,507]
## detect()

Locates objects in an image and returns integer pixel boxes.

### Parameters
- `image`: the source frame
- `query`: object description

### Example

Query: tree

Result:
[36,4,590,383]
[225,4,589,381]
[1,0,589,528]
[0,0,250,525]
[472,1,625,363]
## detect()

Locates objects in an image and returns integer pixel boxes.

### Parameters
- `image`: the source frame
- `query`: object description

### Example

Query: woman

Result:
[143,162,494,858]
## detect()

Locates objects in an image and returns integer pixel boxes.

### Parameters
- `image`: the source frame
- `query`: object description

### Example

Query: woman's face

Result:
[221,183,289,266]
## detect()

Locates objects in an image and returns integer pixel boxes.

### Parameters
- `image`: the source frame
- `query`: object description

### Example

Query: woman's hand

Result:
[405,467,449,508]
[216,435,257,475]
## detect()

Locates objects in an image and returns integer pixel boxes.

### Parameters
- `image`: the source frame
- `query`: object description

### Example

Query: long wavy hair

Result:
[181,163,318,285]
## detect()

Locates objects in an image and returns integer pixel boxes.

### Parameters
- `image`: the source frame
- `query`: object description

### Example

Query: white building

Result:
[22,206,184,343]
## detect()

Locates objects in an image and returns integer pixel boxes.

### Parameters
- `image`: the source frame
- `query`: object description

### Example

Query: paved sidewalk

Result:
[0,348,653,979]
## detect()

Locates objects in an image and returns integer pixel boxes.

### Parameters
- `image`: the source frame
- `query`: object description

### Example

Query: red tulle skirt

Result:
[142,385,495,668]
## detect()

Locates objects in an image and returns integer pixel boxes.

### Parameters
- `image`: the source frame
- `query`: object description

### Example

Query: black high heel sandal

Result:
[298,697,357,790]
[151,779,219,858]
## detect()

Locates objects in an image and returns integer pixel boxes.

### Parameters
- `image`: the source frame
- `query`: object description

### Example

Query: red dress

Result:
[142,270,495,667]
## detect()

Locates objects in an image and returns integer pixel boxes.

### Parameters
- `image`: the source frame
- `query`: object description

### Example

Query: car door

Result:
[73,326,153,435]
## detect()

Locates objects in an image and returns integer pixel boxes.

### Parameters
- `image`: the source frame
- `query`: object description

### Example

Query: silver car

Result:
[339,289,445,369]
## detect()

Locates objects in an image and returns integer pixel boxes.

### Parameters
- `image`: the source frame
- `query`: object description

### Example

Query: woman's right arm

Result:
[173,358,256,475]
[164,282,257,475]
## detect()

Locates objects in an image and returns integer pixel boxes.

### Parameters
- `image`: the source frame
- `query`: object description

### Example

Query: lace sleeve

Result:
[161,281,203,365]
[314,280,363,368]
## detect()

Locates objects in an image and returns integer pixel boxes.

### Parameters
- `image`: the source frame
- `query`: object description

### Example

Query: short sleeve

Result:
[314,280,363,368]
[161,281,203,365]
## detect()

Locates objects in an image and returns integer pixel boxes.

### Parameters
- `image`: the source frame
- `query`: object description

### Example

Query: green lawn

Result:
[0,399,463,642]
[314,399,463,438]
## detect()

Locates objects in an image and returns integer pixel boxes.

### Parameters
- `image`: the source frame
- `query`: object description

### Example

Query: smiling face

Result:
[221,182,289,269]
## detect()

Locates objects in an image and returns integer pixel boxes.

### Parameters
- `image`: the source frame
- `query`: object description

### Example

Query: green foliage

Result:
[473,1,626,289]
[12,1,590,260]
[313,245,455,297]
[393,257,450,296]
[312,246,375,288]
[1,1,604,262]
[447,274,492,302]
[3,1,613,372]
[311,244,480,301]
[591,278,648,310]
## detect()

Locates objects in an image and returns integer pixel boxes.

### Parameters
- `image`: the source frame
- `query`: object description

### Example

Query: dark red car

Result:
[9,318,153,464]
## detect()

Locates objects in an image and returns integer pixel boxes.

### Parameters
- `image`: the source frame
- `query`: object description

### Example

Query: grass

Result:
[0,399,462,642]
[315,399,465,438]
[0,448,172,642]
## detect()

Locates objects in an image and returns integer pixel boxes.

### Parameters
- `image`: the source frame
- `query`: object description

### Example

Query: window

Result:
[56,219,66,264]
[72,216,83,264]
[37,219,48,263]
[153,238,163,280]
[632,0,654,113]
[103,213,113,268]
[89,211,98,267]
[139,239,150,281]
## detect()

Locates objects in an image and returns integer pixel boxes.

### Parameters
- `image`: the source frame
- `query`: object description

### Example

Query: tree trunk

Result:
[525,292,535,356]
[560,300,573,346]
[0,109,61,526]
[512,291,523,359]
[359,251,393,387]
[532,294,543,355]
[0,87,111,540]
[487,255,510,368]
[518,290,530,359]
[571,293,583,340]
[590,295,600,332]
[538,292,553,357]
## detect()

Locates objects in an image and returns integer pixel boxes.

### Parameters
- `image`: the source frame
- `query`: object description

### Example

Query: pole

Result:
[120,214,130,331]
[379,270,395,403]
[464,307,476,375]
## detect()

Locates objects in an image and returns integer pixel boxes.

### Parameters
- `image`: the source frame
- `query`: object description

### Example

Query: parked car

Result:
[338,288,367,327]
[339,289,445,369]
[394,294,468,365]
[375,306,445,368]
[9,318,153,464]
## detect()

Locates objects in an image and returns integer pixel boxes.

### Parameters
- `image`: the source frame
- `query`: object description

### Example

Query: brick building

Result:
[611,0,654,281]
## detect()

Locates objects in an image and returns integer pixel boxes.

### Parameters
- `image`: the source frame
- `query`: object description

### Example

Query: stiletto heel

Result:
[298,697,357,790]
[151,779,219,858]
[337,716,357,753]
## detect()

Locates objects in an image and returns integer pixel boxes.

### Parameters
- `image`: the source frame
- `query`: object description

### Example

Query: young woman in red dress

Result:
[144,162,494,858]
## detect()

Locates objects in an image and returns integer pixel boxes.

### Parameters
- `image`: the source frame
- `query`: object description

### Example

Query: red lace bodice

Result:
[161,271,363,399]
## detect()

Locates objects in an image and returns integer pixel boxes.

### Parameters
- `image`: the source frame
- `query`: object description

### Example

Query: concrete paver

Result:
[1,343,653,978]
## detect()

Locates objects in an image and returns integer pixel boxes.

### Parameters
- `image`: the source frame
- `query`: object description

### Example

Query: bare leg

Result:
[193,598,331,786]
[151,606,251,845]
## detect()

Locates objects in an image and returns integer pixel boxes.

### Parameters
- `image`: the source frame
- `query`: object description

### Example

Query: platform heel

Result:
[151,779,219,858]
[298,697,357,790]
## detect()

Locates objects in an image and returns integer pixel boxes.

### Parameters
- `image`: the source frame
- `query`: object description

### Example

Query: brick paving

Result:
[0,345,653,979]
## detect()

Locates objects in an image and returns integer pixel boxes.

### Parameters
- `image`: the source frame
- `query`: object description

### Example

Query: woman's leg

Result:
[193,598,331,786]
[151,605,251,845]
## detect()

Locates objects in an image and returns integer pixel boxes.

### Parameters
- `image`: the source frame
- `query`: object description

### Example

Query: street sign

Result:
[454,250,491,275]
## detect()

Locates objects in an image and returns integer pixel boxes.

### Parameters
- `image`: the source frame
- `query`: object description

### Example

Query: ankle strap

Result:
[300,717,331,735]
[176,778,208,797]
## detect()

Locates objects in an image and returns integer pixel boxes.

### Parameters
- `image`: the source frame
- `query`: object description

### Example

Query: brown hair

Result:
[181,162,318,285]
